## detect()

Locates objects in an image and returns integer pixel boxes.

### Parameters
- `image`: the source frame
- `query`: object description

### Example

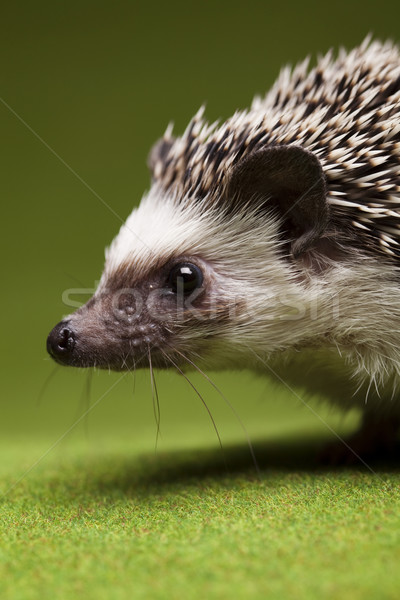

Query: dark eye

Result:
[168,262,203,295]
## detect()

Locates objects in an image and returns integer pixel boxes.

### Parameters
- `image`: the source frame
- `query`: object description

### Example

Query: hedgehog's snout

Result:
[47,320,76,365]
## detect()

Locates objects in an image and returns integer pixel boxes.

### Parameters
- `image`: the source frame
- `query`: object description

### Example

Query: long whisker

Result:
[132,361,136,396]
[36,364,60,406]
[70,369,93,433]
[120,351,130,370]
[82,370,93,437]
[171,346,261,477]
[127,339,137,394]
[160,348,226,460]
[148,346,161,451]
[152,371,161,449]
[128,355,137,421]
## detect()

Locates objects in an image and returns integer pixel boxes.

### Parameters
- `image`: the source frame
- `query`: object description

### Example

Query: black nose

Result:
[47,321,76,364]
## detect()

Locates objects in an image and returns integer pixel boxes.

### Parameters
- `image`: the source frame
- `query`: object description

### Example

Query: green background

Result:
[1,2,400,599]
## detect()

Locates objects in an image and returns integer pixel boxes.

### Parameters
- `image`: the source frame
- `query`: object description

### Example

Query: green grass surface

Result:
[1,435,400,600]
[1,370,399,600]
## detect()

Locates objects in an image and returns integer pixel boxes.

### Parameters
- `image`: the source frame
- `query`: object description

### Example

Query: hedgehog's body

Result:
[48,38,400,461]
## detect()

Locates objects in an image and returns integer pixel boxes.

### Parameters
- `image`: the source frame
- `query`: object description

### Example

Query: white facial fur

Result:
[94,184,400,410]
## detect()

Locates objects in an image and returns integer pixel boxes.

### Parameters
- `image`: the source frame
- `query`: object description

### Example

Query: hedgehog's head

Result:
[47,140,329,372]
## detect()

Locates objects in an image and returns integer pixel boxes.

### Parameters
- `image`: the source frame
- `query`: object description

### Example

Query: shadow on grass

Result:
[68,435,400,499]
[6,434,399,504]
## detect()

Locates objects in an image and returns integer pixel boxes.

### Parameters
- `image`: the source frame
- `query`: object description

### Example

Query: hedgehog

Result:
[47,37,400,463]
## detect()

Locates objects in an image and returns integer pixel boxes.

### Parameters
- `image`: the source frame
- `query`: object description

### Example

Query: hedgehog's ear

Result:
[148,137,175,179]
[225,145,328,257]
